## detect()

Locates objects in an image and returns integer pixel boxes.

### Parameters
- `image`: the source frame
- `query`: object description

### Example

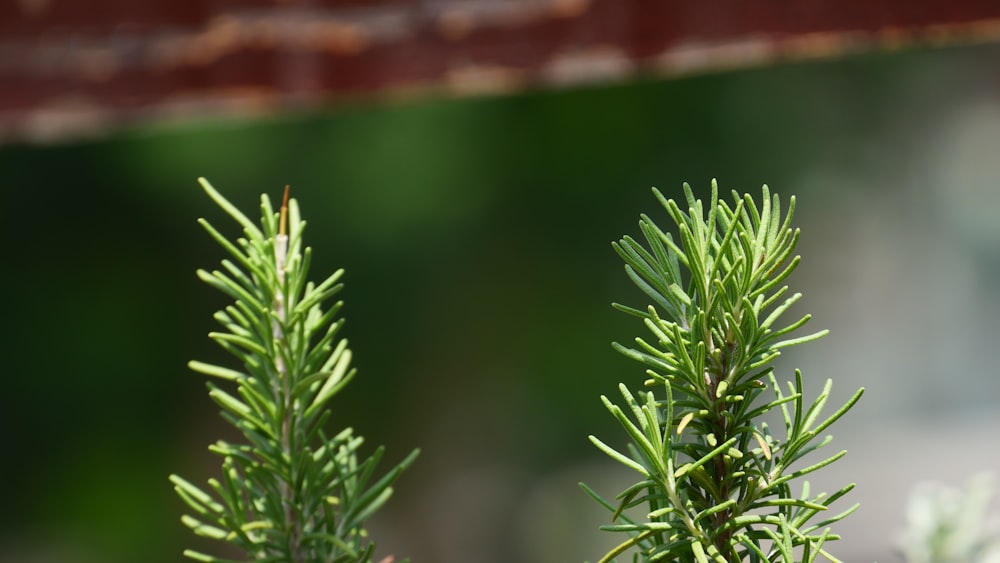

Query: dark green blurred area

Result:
[3,42,1000,563]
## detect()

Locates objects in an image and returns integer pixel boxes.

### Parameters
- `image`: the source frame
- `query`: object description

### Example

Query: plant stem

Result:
[711,396,732,558]
[273,187,304,561]
[709,330,736,561]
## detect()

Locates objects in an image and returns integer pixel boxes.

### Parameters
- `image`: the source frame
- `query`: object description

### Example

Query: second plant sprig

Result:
[170,179,418,563]
[584,181,863,563]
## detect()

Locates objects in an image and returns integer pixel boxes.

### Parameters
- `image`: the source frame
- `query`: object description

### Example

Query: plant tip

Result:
[280,185,290,236]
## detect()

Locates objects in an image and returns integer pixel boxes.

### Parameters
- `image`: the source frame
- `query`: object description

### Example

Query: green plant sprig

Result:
[583,181,863,563]
[170,178,418,563]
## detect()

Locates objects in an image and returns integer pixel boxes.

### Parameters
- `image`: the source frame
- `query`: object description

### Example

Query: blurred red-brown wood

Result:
[2,0,1000,143]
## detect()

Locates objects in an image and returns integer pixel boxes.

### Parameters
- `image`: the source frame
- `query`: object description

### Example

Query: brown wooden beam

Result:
[3,0,1000,143]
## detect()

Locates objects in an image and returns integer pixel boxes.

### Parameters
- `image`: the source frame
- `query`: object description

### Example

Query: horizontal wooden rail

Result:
[3,0,1000,143]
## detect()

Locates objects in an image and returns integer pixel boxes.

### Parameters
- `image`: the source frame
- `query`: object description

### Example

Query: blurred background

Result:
[3,1,1000,562]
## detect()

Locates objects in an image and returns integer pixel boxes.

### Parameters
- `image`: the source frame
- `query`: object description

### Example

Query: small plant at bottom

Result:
[582,181,864,562]
[170,178,418,562]
[899,473,1000,563]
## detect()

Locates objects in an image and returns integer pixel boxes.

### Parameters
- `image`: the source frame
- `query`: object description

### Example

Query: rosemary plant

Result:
[170,179,418,562]
[583,181,864,563]
[899,473,1000,563]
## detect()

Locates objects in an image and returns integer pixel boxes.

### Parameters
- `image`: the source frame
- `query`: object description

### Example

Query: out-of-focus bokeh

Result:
[3,2,1000,563]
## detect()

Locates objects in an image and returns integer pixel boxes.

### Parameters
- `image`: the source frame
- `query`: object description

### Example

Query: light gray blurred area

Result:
[786,86,1000,561]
